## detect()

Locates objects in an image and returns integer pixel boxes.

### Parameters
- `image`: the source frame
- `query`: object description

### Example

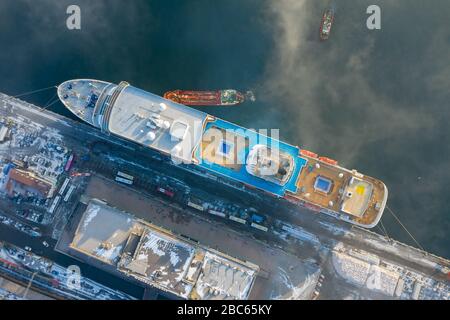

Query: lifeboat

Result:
[300,150,318,158]
[318,157,338,166]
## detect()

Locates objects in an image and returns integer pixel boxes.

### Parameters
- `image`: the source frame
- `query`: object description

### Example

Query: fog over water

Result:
[0,0,449,258]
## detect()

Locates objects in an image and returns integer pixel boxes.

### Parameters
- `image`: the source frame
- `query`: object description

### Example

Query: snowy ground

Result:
[0,287,24,300]
[321,242,450,300]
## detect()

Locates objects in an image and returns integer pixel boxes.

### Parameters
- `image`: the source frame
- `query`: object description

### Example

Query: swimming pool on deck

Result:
[194,119,307,197]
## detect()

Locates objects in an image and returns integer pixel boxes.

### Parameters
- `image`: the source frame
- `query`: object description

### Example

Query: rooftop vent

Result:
[159,103,167,112]
[146,131,156,141]
[170,120,189,141]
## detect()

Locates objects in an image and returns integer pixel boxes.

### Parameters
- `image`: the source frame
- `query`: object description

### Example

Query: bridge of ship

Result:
[107,85,209,164]
[194,118,307,197]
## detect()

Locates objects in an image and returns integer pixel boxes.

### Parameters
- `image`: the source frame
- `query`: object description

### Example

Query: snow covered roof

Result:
[120,228,196,298]
[72,199,259,300]
[192,252,257,300]
[119,227,260,300]
[70,200,137,265]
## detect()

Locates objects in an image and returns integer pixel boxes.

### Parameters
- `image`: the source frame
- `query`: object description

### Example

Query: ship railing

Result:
[93,83,116,124]
[100,81,129,131]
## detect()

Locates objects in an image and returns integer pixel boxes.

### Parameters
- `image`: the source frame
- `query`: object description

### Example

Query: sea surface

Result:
[0,0,449,258]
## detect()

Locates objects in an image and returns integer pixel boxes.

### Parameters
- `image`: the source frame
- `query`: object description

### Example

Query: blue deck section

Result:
[194,118,307,197]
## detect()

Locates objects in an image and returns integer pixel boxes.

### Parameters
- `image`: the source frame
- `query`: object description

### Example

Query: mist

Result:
[0,0,448,257]
[261,0,450,255]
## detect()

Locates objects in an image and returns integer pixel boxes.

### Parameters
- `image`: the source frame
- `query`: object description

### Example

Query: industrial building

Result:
[70,199,259,300]
[5,168,54,199]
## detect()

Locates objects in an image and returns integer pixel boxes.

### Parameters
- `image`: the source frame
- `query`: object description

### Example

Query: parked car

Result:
[157,186,175,198]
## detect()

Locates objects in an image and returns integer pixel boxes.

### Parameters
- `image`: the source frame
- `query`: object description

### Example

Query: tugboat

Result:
[320,8,335,41]
[163,90,255,106]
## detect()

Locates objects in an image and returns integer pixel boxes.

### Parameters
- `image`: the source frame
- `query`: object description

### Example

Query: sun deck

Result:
[293,157,347,213]
[194,118,307,197]
[289,154,387,227]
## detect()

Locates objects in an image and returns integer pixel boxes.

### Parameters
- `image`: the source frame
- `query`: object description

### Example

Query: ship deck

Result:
[194,118,307,197]
[292,157,348,214]
[58,80,110,126]
[290,154,387,226]
[107,85,209,163]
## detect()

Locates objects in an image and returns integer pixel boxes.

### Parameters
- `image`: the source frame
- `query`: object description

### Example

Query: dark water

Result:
[0,0,449,258]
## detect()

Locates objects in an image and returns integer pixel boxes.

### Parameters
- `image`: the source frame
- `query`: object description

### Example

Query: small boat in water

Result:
[320,8,335,41]
[163,90,255,106]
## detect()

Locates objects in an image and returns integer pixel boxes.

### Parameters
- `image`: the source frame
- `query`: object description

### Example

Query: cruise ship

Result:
[57,79,388,228]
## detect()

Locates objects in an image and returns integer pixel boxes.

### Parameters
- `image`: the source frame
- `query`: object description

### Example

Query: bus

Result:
[250,223,268,232]
[48,196,61,214]
[117,171,134,181]
[58,178,70,195]
[115,176,133,185]
[64,185,76,202]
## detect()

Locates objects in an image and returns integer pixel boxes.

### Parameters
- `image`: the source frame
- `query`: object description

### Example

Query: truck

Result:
[64,154,75,172]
